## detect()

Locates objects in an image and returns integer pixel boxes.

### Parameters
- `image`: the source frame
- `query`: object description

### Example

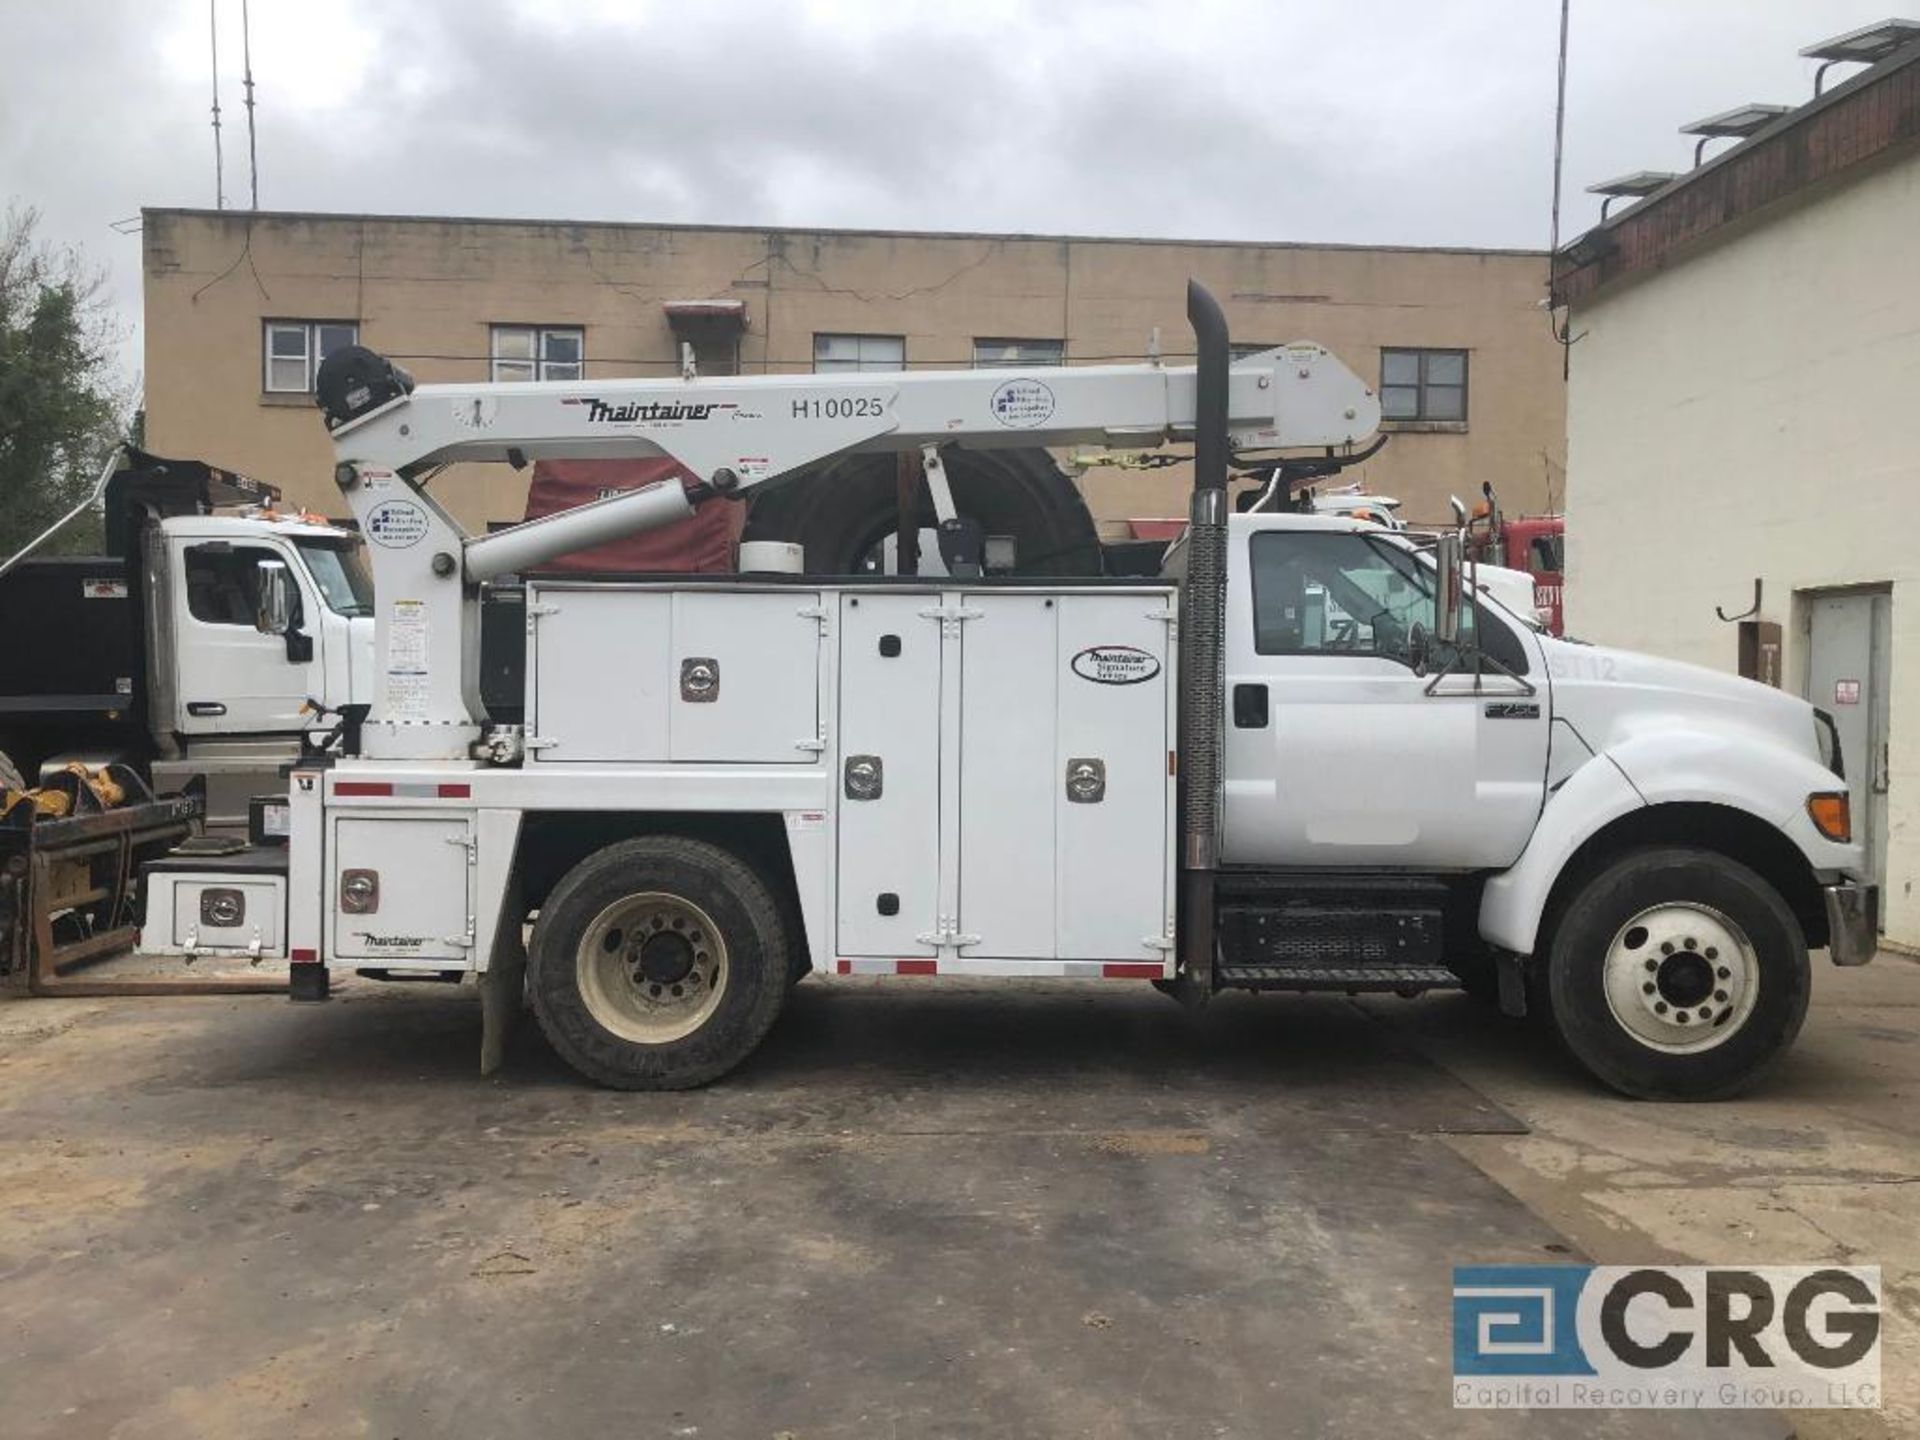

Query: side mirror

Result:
[1434,532,1465,646]
[255,559,294,636]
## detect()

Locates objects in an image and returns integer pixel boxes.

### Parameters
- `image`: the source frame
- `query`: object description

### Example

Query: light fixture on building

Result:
[1681,104,1792,166]
[1585,170,1679,220]
[1558,227,1616,271]
[1801,18,1920,94]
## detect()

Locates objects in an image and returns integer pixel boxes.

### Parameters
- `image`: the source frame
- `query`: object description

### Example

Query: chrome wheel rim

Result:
[576,892,727,1044]
[1602,901,1758,1054]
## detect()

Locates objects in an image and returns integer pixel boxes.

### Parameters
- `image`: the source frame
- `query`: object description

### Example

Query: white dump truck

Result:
[131,284,1873,1099]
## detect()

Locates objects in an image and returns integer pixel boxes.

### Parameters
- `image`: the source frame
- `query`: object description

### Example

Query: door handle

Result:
[187,702,227,717]
[1232,683,1269,729]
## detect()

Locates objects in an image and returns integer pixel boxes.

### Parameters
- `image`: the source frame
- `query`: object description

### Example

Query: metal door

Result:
[957,594,1058,958]
[529,588,672,761]
[171,539,326,734]
[1053,593,1172,962]
[1804,589,1891,900]
[1222,525,1549,868]
[836,594,941,957]
[328,813,474,963]
[668,592,822,762]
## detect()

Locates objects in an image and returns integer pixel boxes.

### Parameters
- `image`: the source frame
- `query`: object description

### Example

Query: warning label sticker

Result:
[386,599,430,720]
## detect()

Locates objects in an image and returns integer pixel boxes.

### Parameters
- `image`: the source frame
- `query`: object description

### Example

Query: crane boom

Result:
[315,284,1381,759]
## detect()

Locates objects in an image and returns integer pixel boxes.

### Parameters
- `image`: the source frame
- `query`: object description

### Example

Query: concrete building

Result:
[1553,34,1920,943]
[141,209,1565,534]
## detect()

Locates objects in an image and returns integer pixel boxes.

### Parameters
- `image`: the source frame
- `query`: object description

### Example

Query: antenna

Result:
[241,0,259,208]
[209,0,225,209]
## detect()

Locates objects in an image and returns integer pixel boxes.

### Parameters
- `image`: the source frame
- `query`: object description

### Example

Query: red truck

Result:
[1471,483,1564,635]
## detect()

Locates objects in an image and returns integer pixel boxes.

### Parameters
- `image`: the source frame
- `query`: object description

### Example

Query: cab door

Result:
[170,538,324,734]
[1221,521,1548,869]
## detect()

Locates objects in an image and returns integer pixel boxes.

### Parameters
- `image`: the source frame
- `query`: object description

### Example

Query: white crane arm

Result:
[314,301,1379,758]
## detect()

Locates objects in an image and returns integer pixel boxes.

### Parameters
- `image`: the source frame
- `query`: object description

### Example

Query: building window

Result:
[1379,348,1467,422]
[973,337,1065,368]
[813,333,905,373]
[491,325,584,382]
[263,320,358,394]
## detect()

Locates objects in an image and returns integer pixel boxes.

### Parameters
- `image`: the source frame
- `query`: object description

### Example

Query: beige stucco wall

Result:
[1563,150,1920,941]
[142,210,1564,533]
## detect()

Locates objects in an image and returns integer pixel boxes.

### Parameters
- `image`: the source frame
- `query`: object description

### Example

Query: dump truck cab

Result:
[0,450,374,827]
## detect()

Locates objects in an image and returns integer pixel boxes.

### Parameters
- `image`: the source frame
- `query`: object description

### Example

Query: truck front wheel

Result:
[1546,847,1810,1100]
[528,836,791,1089]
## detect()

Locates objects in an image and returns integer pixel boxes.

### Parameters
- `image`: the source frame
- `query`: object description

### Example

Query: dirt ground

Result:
[0,955,1911,1438]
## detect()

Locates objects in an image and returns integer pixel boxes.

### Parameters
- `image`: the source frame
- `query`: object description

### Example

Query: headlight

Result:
[1813,709,1845,779]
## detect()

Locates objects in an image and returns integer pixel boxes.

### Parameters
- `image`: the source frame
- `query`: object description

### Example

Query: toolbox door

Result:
[1054,594,1173,961]
[956,594,1057,958]
[835,595,941,957]
[328,813,474,964]
[529,588,672,761]
[669,592,823,762]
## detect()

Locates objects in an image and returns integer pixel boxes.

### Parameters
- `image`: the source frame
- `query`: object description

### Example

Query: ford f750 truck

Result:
[120,284,1874,1099]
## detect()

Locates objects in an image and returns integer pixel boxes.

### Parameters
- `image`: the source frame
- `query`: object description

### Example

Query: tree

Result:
[0,204,131,557]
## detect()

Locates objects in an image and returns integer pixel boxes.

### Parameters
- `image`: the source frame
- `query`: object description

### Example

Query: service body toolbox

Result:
[519,578,1177,972]
[140,845,288,960]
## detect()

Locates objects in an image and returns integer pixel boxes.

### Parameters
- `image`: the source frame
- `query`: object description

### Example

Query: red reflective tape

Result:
[334,781,392,796]
[896,959,938,976]
[835,959,852,974]
[291,948,318,963]
[437,783,472,798]
[1102,962,1163,980]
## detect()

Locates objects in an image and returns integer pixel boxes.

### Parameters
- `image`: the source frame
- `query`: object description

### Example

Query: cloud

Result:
[0,0,1884,380]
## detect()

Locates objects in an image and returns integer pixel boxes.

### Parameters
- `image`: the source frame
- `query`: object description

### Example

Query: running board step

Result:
[1215,963,1460,992]
[1216,875,1454,992]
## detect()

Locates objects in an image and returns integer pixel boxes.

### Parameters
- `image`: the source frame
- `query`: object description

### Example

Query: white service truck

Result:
[136,284,1875,1099]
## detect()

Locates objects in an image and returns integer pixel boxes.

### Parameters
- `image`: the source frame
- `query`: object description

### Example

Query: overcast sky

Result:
[0,0,1891,381]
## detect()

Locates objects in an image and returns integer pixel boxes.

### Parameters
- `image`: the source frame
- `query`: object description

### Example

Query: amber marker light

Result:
[1807,792,1852,844]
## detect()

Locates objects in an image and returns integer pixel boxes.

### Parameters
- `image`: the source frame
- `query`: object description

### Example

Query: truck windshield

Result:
[295,539,375,617]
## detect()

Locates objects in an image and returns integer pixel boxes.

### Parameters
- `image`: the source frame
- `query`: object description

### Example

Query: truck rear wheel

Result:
[1545,847,1810,1100]
[528,836,791,1089]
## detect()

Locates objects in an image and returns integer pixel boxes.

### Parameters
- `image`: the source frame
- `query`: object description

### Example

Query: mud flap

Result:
[479,890,527,1077]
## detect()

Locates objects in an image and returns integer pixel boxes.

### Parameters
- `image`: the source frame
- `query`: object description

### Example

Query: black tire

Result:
[741,447,1103,576]
[1545,847,1810,1101]
[528,836,791,1090]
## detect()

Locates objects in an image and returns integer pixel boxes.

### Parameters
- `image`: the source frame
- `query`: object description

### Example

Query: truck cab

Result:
[152,513,373,735]
[0,450,374,827]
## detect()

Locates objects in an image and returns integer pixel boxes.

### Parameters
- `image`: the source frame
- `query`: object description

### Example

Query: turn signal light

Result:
[1807,792,1852,843]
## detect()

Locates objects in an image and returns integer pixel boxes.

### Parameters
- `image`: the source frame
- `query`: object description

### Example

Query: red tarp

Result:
[521,458,743,573]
